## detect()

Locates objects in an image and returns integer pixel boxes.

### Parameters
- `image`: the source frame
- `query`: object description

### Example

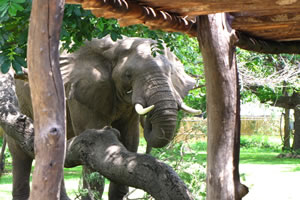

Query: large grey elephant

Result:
[10,36,200,200]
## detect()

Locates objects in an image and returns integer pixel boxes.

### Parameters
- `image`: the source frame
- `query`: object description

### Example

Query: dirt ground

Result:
[240,164,300,200]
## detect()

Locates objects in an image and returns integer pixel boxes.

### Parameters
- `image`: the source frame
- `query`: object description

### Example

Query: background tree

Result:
[237,50,300,150]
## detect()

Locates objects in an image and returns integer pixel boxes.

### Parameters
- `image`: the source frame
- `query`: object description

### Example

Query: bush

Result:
[151,141,207,200]
[240,135,281,151]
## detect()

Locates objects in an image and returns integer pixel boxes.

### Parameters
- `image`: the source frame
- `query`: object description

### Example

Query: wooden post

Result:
[196,14,248,200]
[283,108,291,150]
[27,0,65,199]
[294,105,300,150]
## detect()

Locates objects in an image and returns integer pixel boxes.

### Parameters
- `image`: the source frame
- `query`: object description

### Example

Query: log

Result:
[0,73,194,200]
[235,31,300,54]
[273,93,300,109]
[0,72,34,159]
[196,13,248,200]
[65,127,194,200]
[27,0,66,199]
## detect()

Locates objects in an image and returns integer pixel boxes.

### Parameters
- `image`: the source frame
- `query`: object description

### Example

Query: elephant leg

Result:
[6,136,33,200]
[108,183,129,200]
[81,166,105,200]
[109,114,139,200]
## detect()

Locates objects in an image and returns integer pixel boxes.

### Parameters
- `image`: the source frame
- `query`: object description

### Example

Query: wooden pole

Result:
[293,105,300,150]
[27,0,66,199]
[196,14,248,200]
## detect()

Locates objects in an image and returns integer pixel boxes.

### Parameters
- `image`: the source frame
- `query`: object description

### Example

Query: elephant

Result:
[9,35,200,200]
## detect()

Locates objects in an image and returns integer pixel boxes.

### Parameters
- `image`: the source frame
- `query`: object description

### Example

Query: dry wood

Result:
[197,13,248,200]
[274,94,300,109]
[137,0,300,16]
[65,0,197,36]
[235,31,300,54]
[294,106,300,150]
[27,0,66,199]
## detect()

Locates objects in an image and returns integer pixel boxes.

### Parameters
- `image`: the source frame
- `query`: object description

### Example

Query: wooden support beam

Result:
[65,0,197,36]
[138,0,300,16]
[231,12,300,41]
[197,13,248,200]
[273,93,300,109]
[235,31,300,54]
[27,0,66,199]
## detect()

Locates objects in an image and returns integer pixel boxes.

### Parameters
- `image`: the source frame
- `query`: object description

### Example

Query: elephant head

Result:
[60,36,200,152]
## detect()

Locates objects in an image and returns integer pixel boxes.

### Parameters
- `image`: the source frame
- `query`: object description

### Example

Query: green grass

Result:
[289,166,300,172]
[240,152,300,164]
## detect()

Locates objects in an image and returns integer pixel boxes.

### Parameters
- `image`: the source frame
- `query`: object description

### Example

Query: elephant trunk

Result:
[141,81,179,152]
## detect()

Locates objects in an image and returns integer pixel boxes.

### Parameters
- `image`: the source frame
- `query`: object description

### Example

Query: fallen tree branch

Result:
[66,127,194,200]
[0,72,34,158]
[0,72,194,200]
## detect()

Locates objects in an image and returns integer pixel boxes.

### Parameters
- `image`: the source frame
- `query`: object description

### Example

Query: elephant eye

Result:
[125,70,132,80]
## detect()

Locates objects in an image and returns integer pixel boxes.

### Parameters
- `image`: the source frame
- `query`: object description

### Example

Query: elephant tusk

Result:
[135,104,155,115]
[180,102,202,114]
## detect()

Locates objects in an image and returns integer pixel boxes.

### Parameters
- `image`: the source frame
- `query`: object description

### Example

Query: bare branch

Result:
[238,62,300,89]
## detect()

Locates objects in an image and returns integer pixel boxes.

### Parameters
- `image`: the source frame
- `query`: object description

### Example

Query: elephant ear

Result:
[166,50,196,99]
[59,37,116,115]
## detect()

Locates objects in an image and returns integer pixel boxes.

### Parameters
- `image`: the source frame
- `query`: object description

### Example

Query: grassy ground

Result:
[0,135,299,199]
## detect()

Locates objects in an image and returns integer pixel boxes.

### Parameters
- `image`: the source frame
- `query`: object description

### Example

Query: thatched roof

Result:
[66,0,300,53]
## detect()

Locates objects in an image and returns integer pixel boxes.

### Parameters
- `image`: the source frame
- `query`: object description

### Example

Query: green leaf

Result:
[8,5,17,16]
[1,60,11,74]
[0,2,8,11]
[110,31,119,41]
[14,56,26,67]
[11,2,24,12]
[73,6,81,16]
[97,21,104,32]
[0,54,6,66]
[12,0,25,3]
[0,0,8,7]
[0,4,8,18]
[12,59,23,74]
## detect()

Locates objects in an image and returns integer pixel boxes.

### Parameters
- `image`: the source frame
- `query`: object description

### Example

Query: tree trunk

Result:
[27,0,66,199]
[293,106,300,150]
[0,73,194,200]
[283,108,291,150]
[0,135,6,177]
[196,13,248,200]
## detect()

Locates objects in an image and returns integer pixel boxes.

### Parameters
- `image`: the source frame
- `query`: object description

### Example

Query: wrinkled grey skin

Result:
[11,36,196,200]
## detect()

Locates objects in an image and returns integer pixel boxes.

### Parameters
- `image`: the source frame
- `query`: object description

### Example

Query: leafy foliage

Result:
[151,142,207,200]
[0,0,30,74]
[240,135,281,151]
